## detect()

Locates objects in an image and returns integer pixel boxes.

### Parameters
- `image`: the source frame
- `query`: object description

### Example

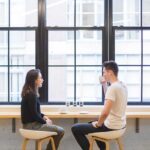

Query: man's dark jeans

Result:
[71,123,113,150]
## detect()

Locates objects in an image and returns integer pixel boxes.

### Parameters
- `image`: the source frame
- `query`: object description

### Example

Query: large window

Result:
[0,30,36,103]
[113,0,150,104]
[0,0,150,105]
[0,0,37,103]
[47,0,104,104]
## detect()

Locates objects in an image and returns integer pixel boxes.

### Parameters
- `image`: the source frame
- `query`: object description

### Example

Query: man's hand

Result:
[99,76,108,94]
[92,121,101,128]
[99,76,106,84]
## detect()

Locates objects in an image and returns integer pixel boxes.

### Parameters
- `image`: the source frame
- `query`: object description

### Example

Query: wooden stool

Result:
[19,128,57,150]
[88,128,126,150]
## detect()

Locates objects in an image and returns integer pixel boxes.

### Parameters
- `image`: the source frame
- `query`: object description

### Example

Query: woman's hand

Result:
[46,119,53,125]
[43,115,49,121]
[43,116,53,125]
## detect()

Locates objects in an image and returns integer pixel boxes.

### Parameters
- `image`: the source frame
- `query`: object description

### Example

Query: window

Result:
[0,0,37,103]
[113,0,150,104]
[143,0,150,26]
[113,0,141,26]
[0,0,8,26]
[46,0,104,104]
[10,0,38,27]
[1,0,150,105]
[9,31,35,102]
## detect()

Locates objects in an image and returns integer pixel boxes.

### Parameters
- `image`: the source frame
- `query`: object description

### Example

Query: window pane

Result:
[76,30,102,65]
[10,0,38,26]
[76,67,102,102]
[0,67,8,102]
[48,31,74,65]
[0,0,8,27]
[115,30,141,65]
[143,0,150,26]
[76,0,104,26]
[9,67,35,102]
[48,67,74,102]
[119,66,141,102]
[113,0,141,26]
[10,31,35,65]
[143,30,150,64]
[143,67,150,102]
[46,0,74,26]
[0,31,8,65]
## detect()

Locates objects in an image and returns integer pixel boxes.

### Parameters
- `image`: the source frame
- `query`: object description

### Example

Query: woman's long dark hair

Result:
[21,69,41,98]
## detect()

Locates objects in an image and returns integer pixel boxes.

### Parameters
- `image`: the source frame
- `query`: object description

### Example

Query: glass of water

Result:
[66,101,70,107]
[73,101,78,107]
[79,101,84,107]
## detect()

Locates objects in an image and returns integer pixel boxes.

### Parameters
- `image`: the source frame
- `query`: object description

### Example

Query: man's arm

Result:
[92,99,113,128]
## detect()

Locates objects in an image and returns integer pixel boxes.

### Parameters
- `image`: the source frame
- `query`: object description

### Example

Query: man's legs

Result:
[71,123,113,150]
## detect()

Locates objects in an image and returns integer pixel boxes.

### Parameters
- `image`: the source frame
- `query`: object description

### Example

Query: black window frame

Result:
[0,0,150,105]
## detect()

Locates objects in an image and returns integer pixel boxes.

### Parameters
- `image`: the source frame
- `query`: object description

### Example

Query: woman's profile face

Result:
[35,72,44,88]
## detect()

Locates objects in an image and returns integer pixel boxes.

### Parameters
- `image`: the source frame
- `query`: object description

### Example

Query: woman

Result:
[21,69,64,150]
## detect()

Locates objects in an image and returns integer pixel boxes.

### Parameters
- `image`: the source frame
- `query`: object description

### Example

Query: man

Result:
[71,60,128,150]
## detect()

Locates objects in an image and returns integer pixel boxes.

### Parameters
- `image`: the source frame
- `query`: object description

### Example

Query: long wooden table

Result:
[0,105,150,133]
[1,111,150,119]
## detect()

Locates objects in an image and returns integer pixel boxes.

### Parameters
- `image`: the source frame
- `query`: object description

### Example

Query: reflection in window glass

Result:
[76,30,102,65]
[115,30,141,65]
[119,66,141,102]
[48,31,74,65]
[10,0,38,26]
[0,31,8,65]
[10,31,35,65]
[113,0,140,26]
[143,0,150,26]
[9,67,35,102]
[46,0,74,26]
[143,67,150,102]
[0,67,8,102]
[143,31,150,64]
[76,0,104,26]
[48,67,74,102]
[76,67,102,102]
[0,0,8,27]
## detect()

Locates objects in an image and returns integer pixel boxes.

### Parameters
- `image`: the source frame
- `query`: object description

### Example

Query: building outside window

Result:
[0,0,150,104]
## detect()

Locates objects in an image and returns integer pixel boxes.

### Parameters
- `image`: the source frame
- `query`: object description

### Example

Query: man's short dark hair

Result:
[103,60,118,76]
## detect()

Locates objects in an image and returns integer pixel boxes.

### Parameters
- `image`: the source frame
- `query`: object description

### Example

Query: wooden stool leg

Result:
[89,137,94,150]
[36,136,55,150]
[22,138,29,150]
[93,137,110,150]
[35,140,38,150]
[116,138,123,150]
[50,137,56,150]
[105,140,110,150]
[37,140,42,150]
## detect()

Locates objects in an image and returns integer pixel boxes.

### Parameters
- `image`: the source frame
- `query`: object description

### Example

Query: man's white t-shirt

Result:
[104,81,128,129]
